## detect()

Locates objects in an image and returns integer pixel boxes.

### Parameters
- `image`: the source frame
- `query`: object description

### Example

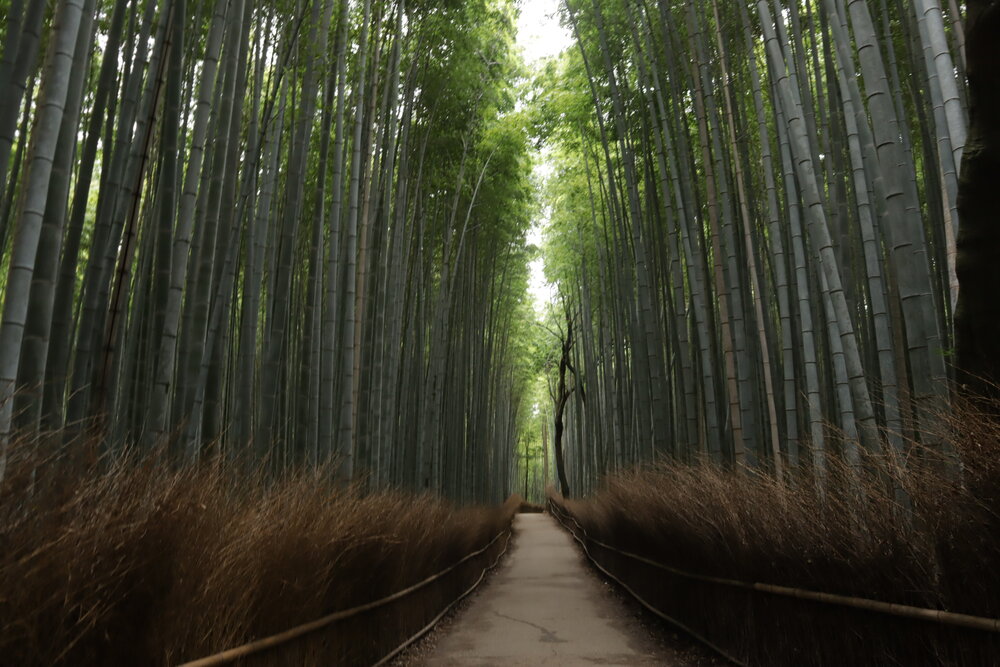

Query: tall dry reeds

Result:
[552,401,1000,665]
[0,440,518,665]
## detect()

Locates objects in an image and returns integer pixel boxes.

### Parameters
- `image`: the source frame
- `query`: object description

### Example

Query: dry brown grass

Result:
[517,500,545,513]
[552,401,1000,665]
[0,440,518,666]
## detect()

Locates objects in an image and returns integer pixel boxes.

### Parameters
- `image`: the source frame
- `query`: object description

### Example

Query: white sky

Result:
[516,0,573,315]
[516,0,574,65]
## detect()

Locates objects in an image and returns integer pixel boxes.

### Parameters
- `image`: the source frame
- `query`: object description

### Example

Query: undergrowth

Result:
[552,400,1000,665]
[0,440,518,666]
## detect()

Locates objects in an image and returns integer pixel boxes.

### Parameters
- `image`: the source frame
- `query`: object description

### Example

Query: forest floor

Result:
[397,513,723,666]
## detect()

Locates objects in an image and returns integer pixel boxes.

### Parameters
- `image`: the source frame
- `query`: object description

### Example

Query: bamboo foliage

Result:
[0,0,976,500]
[0,0,536,504]
[538,0,967,490]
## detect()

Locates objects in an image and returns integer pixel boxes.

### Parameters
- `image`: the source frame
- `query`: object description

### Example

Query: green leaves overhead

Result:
[0,0,538,503]
[537,0,967,493]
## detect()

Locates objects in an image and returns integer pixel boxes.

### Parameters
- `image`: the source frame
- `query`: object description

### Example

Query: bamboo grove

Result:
[0,0,538,503]
[537,0,969,495]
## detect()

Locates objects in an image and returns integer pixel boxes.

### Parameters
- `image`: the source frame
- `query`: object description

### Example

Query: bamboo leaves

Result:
[0,0,535,504]
[540,0,968,487]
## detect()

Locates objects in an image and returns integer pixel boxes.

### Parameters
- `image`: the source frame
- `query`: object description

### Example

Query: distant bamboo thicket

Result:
[0,0,535,503]
[539,0,967,494]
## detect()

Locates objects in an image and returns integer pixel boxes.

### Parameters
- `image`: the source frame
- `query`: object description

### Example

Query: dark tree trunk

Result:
[554,394,571,498]
[955,0,1000,399]
[553,311,575,498]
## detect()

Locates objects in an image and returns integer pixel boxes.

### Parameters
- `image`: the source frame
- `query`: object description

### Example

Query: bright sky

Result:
[516,0,573,315]
[516,0,573,64]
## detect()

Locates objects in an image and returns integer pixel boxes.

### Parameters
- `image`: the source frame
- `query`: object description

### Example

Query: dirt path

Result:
[419,513,692,666]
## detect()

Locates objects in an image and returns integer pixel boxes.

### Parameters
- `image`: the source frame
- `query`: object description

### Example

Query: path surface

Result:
[421,513,679,666]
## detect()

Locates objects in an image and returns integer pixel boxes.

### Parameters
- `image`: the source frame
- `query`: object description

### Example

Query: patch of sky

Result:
[516,0,572,315]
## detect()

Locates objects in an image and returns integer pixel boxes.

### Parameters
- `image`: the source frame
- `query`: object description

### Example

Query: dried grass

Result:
[552,400,1000,665]
[0,440,518,665]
